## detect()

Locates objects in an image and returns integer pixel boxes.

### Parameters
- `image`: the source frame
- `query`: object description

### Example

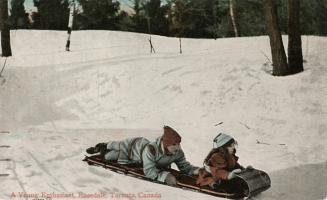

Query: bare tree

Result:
[169,0,190,54]
[66,0,75,51]
[264,0,289,76]
[146,17,155,53]
[0,0,12,57]
[288,0,303,73]
[229,0,238,37]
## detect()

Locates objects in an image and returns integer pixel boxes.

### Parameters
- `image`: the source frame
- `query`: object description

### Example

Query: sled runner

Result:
[83,155,270,199]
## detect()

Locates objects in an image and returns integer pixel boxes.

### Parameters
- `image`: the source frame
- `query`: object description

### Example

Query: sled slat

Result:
[83,155,239,199]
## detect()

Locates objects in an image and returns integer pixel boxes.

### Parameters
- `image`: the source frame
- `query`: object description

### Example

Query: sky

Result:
[24,0,36,12]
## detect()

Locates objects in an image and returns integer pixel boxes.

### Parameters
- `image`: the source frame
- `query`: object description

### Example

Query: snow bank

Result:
[0,30,326,200]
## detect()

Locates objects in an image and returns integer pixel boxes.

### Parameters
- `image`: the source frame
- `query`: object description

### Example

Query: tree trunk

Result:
[179,37,182,54]
[0,0,12,57]
[229,0,238,37]
[264,0,289,76]
[66,0,75,51]
[288,0,303,74]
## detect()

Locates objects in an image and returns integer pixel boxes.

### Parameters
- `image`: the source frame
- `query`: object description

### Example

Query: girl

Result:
[196,133,252,189]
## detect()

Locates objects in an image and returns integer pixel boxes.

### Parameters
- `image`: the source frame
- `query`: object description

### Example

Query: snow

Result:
[0,30,327,200]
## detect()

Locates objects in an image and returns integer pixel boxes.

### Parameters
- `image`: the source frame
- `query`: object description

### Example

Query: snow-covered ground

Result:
[0,30,326,200]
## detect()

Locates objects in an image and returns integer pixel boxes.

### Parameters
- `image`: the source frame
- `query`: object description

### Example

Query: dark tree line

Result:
[9,0,29,28]
[5,0,327,37]
[0,0,324,77]
[32,0,70,30]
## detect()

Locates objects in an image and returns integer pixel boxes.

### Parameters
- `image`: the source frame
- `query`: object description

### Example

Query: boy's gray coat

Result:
[142,137,198,182]
[106,136,198,183]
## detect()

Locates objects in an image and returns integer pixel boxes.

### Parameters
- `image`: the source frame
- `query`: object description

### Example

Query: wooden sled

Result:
[83,155,270,199]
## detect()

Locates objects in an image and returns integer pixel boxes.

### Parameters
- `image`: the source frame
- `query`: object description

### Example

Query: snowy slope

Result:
[0,30,327,200]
